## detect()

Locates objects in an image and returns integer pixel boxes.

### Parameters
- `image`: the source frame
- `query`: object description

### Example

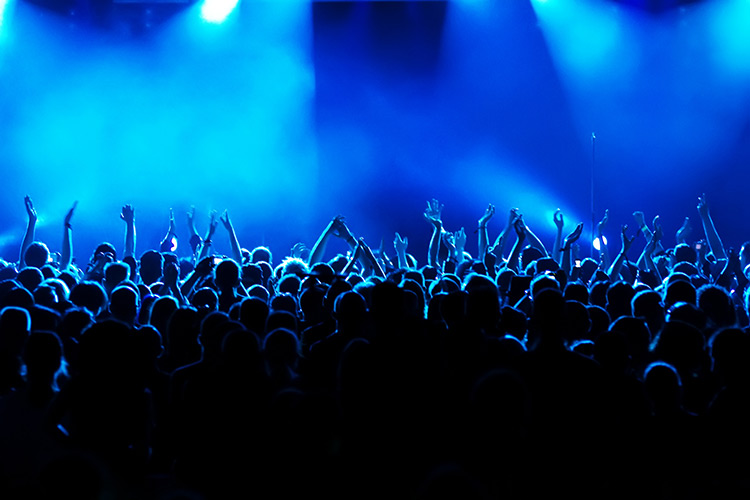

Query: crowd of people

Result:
[1,193,749,499]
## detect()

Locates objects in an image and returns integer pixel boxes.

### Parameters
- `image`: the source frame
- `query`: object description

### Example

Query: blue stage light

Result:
[200,0,239,24]
[0,0,12,33]
[593,236,607,252]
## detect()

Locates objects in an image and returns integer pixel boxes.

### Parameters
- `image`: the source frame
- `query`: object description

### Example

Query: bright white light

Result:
[0,0,12,33]
[200,0,239,24]
[593,236,607,251]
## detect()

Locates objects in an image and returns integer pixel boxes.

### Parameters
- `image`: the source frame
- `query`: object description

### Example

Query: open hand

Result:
[564,222,584,249]
[478,203,495,227]
[553,209,564,230]
[120,204,135,224]
[220,210,232,231]
[676,217,691,243]
[697,193,710,218]
[394,232,408,253]
[291,242,307,259]
[24,196,37,222]
[597,209,609,236]
[621,225,637,253]
[65,201,78,226]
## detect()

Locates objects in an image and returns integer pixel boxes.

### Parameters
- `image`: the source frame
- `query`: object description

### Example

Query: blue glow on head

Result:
[200,0,239,24]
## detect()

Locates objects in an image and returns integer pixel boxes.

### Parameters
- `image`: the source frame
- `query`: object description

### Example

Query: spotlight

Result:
[593,236,607,251]
[200,0,239,24]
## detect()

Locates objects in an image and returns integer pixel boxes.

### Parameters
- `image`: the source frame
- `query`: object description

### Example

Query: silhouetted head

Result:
[104,261,130,293]
[606,281,636,322]
[139,250,163,286]
[214,259,241,291]
[18,266,44,293]
[69,281,107,317]
[270,293,298,316]
[697,284,737,331]
[276,274,301,297]
[528,287,565,349]
[564,281,589,304]
[673,243,697,265]
[664,278,696,308]
[251,246,273,265]
[24,242,51,269]
[644,361,683,415]
[109,285,139,325]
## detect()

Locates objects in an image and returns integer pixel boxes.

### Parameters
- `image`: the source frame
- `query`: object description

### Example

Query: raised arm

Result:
[454,226,467,263]
[675,217,691,246]
[643,218,663,283]
[608,225,637,280]
[60,201,78,273]
[507,216,527,273]
[490,208,519,263]
[220,210,243,265]
[552,209,564,264]
[561,222,584,277]
[120,204,136,260]
[477,203,495,259]
[522,220,548,257]
[198,210,219,262]
[394,232,411,270]
[19,196,37,269]
[697,193,727,261]
[717,247,748,294]
[159,209,178,253]
[358,237,386,279]
[424,199,444,269]
[186,206,203,260]
[180,255,215,298]
[341,240,364,276]
[309,216,353,266]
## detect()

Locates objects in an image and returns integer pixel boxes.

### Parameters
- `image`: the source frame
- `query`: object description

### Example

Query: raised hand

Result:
[394,232,408,254]
[331,216,356,243]
[25,196,37,223]
[697,193,710,218]
[620,225,637,253]
[478,203,495,228]
[220,210,232,231]
[441,230,457,253]
[187,206,198,232]
[564,222,584,250]
[633,211,647,231]
[64,201,78,227]
[120,204,135,224]
[597,209,609,236]
[553,209,564,230]
[652,216,663,242]
[454,227,467,249]
[168,208,177,234]
[514,216,527,241]
[675,217,691,244]
[425,198,444,222]
[291,242,307,259]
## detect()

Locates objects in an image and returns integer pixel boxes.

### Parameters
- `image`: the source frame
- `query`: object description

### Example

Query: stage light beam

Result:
[200,0,239,24]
